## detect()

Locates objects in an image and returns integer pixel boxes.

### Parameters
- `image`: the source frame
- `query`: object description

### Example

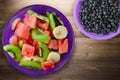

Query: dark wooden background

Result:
[0,0,120,80]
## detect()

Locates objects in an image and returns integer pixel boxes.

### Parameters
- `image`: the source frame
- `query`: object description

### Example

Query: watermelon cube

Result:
[41,60,55,70]
[47,60,55,68]
[41,62,49,70]
[32,41,39,53]
[58,39,68,54]
[22,44,35,57]
[15,22,31,40]
[23,13,37,28]
[38,20,49,31]
[48,39,58,49]
[23,36,33,45]
[9,35,18,45]
[44,30,53,38]
[44,30,51,37]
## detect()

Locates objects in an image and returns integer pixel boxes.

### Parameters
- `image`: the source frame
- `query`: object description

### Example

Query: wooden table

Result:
[0,0,120,80]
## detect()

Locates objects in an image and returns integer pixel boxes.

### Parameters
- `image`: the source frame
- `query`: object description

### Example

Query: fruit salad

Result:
[3,9,69,70]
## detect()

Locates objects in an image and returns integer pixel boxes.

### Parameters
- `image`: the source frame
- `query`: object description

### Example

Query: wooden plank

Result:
[4,0,74,15]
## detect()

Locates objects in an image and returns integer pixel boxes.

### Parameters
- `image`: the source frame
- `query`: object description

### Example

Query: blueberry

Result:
[107,24,112,28]
[80,0,120,35]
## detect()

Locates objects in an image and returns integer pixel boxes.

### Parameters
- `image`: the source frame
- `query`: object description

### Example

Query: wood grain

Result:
[0,0,120,80]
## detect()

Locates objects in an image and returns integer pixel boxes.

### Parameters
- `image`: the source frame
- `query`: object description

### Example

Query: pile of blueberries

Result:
[80,0,120,35]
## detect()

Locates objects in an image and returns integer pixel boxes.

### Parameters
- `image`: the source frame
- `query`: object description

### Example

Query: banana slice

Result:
[53,26,68,39]
[21,56,41,62]
[12,18,21,30]
[21,56,32,61]
[47,51,60,63]
[31,56,41,62]
[39,48,42,57]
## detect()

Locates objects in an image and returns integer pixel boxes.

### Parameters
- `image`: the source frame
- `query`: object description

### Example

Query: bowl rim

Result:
[2,4,74,76]
[74,0,120,40]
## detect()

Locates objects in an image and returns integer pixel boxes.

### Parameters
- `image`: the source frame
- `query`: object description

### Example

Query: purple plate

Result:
[2,5,74,76]
[74,0,120,40]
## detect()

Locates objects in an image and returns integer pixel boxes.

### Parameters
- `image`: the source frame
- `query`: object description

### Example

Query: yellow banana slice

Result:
[21,56,41,62]
[31,56,41,62]
[47,51,60,63]
[21,56,31,61]
[53,26,68,39]
[12,18,21,30]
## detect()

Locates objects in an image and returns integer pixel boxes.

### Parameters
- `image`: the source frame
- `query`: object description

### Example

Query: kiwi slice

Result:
[3,44,22,62]
[31,29,50,43]
[19,61,41,69]
[8,52,15,58]
[39,42,49,62]
[18,40,24,48]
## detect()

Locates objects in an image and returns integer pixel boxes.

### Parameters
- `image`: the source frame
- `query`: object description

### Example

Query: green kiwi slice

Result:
[3,44,22,62]
[39,42,49,62]
[18,40,24,48]
[19,60,41,69]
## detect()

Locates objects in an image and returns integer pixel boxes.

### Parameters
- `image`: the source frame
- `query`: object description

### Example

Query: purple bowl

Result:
[2,5,74,76]
[74,0,120,40]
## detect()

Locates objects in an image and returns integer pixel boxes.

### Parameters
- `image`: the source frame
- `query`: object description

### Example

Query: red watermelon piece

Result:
[37,20,49,31]
[23,36,39,54]
[32,41,39,53]
[9,35,18,45]
[23,35,33,45]
[44,30,51,37]
[50,31,54,38]
[41,60,55,70]
[15,22,31,40]
[58,39,68,54]
[22,44,35,57]
[44,30,53,38]
[23,13,37,28]
[44,30,51,44]
[48,39,58,49]
[41,62,49,70]
[47,60,55,68]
